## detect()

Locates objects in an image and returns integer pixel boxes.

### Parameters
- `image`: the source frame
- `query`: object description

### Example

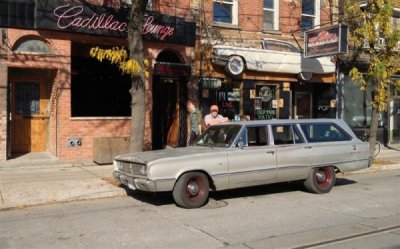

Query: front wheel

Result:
[304,166,336,194]
[173,172,209,208]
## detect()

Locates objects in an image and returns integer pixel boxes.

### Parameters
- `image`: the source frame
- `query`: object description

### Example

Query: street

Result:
[0,170,399,249]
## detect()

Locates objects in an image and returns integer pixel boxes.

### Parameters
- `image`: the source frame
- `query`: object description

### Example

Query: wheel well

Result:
[175,170,216,191]
[231,55,247,68]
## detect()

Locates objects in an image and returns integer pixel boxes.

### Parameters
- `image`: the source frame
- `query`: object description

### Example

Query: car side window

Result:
[272,125,303,145]
[300,123,352,142]
[247,126,268,146]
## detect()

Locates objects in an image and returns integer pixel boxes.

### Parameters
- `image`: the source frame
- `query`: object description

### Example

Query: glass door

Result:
[389,97,400,145]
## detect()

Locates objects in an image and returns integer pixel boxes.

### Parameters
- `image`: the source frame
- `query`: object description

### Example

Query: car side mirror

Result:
[237,141,244,149]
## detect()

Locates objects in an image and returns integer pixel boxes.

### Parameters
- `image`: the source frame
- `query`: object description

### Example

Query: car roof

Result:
[218,119,347,126]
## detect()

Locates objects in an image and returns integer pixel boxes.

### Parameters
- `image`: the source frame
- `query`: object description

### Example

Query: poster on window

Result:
[254,85,276,120]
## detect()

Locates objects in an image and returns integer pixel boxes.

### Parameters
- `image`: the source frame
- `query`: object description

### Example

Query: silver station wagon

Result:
[113,119,371,208]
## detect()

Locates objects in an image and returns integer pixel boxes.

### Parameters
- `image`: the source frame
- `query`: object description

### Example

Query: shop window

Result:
[71,53,131,117]
[254,85,277,120]
[263,0,279,31]
[213,0,238,25]
[15,82,39,116]
[13,37,52,54]
[301,0,320,31]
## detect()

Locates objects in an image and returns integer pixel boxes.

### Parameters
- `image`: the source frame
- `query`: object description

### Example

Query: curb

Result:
[347,163,400,174]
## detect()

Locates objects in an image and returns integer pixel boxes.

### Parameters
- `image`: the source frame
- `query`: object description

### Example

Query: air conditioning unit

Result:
[395,41,400,51]
[377,38,386,48]
[362,39,370,49]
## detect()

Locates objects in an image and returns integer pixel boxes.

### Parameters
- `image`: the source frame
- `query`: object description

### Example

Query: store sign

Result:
[153,63,191,77]
[0,0,195,46]
[201,78,222,89]
[304,24,348,58]
[255,109,276,120]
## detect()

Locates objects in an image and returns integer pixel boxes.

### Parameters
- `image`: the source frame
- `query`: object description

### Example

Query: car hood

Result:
[114,146,223,164]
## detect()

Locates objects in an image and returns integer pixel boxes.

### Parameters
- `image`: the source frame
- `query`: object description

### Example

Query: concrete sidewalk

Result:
[0,148,399,211]
[0,155,127,210]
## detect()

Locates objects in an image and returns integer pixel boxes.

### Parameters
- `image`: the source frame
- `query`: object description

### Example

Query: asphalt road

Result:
[0,170,399,249]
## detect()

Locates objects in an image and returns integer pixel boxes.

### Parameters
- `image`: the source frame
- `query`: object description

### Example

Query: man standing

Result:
[204,105,228,127]
[187,99,202,145]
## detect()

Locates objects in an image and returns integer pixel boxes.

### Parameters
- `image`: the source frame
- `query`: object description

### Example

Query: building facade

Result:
[0,0,197,161]
[193,0,338,124]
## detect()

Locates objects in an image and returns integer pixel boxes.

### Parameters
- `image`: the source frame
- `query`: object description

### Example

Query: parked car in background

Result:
[211,38,336,79]
[113,119,370,209]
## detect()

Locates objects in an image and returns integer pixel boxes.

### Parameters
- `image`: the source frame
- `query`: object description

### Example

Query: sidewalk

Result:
[0,148,399,211]
[0,153,127,210]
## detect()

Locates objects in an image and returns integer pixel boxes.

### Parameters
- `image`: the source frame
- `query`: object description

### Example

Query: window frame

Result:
[299,123,352,143]
[301,0,320,31]
[263,0,279,31]
[213,0,238,25]
[246,125,269,147]
[271,124,304,145]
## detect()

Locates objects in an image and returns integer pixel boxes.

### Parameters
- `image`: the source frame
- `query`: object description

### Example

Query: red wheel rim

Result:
[315,168,332,189]
[185,177,205,201]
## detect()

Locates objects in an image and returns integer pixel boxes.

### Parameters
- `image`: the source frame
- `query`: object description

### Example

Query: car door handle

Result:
[304,146,312,149]
[266,150,275,155]
[352,145,357,151]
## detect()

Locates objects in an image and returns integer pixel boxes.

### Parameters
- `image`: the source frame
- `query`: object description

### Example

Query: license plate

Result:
[128,182,136,190]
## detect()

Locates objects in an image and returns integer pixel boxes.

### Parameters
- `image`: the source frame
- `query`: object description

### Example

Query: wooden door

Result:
[11,81,48,153]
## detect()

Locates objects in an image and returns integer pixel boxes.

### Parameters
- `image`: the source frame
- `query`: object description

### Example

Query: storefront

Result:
[337,67,400,146]
[0,0,196,161]
[199,74,336,122]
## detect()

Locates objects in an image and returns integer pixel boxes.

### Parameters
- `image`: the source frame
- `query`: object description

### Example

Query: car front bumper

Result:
[113,171,157,192]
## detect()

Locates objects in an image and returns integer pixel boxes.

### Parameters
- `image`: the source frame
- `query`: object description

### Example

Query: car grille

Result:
[117,161,146,175]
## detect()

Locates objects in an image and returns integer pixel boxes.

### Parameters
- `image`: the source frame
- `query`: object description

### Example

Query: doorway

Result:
[295,92,312,119]
[9,69,50,154]
[152,50,190,150]
[389,97,400,145]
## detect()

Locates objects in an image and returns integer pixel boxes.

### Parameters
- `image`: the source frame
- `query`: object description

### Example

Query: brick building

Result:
[0,0,196,162]
[194,0,339,122]
[0,0,342,162]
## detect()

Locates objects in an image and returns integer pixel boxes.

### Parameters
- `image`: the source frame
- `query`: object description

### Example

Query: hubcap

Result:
[187,180,200,196]
[316,170,327,183]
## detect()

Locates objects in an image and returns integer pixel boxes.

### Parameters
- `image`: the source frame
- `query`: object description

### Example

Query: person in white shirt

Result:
[204,105,228,127]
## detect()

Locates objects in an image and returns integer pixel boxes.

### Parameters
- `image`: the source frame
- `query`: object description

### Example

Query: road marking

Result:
[293,225,400,249]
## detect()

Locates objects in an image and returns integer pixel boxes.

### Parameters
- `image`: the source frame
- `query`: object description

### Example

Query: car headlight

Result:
[113,160,119,171]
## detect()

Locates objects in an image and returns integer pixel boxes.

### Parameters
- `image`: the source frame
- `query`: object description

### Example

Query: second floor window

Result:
[301,0,320,31]
[213,0,238,25]
[263,0,279,30]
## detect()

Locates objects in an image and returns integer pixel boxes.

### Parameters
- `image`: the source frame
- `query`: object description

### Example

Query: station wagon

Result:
[113,119,371,208]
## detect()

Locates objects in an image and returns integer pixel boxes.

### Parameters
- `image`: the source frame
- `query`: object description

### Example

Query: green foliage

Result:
[344,0,400,112]
[90,46,149,78]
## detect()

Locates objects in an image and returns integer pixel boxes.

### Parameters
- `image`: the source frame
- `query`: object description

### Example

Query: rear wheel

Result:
[173,172,209,208]
[304,166,336,194]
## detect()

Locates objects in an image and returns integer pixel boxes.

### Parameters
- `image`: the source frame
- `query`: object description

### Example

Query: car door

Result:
[298,122,355,167]
[271,124,312,181]
[227,125,277,188]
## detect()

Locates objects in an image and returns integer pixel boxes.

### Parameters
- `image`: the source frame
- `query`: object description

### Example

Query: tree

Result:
[343,0,400,157]
[91,0,148,152]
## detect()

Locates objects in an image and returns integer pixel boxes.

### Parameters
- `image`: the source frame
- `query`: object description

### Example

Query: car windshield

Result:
[194,125,242,148]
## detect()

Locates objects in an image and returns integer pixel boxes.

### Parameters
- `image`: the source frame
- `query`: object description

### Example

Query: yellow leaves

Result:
[89,46,149,78]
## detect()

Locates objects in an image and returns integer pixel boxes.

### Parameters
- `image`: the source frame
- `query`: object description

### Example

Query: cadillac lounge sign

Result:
[304,24,348,58]
[0,0,195,46]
